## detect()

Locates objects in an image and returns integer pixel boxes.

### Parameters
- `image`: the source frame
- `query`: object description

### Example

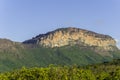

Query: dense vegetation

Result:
[0,45,120,72]
[1,59,120,80]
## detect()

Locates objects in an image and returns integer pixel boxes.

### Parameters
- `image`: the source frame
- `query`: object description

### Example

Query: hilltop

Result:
[23,27,115,49]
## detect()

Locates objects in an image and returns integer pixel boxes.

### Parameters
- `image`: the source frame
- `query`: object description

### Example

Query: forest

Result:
[1,59,120,80]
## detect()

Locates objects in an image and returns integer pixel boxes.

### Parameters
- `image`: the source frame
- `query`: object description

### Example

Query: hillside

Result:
[0,27,120,72]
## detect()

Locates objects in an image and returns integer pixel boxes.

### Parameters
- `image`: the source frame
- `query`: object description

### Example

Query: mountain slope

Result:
[0,27,120,72]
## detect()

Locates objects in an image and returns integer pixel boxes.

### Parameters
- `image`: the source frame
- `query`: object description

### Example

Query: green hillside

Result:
[0,44,120,72]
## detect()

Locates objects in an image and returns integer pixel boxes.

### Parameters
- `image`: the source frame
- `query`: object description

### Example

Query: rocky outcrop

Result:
[23,27,116,51]
[0,38,24,52]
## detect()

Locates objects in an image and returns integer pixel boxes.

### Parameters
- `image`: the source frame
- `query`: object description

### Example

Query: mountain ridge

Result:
[23,27,116,51]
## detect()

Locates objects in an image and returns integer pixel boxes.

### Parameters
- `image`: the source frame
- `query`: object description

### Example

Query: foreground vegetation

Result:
[1,59,120,80]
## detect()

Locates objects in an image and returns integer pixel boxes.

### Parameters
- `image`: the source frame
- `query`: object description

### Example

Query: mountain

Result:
[23,27,118,56]
[0,27,120,72]
[23,27,115,48]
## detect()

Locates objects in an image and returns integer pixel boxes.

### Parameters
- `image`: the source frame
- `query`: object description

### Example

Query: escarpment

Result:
[23,27,116,51]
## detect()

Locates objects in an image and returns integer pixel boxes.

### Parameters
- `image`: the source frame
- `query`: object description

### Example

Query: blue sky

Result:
[0,0,120,47]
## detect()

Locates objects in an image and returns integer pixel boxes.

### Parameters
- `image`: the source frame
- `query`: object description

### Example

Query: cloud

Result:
[115,39,120,49]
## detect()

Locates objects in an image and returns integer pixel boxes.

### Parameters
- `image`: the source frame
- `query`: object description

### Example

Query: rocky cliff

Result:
[23,27,116,51]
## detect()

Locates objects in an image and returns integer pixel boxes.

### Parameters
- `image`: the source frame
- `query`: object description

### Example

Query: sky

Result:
[0,0,120,47]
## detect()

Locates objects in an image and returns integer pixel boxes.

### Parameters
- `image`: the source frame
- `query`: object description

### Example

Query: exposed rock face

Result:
[23,27,116,51]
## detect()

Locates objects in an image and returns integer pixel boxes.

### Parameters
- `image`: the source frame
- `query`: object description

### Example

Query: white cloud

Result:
[115,39,120,49]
